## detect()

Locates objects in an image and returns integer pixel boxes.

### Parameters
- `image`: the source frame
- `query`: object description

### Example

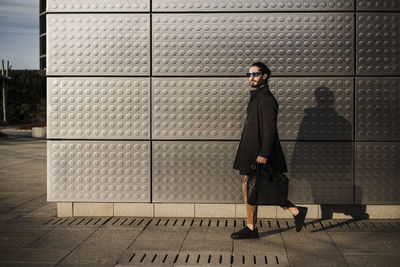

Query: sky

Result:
[0,0,39,70]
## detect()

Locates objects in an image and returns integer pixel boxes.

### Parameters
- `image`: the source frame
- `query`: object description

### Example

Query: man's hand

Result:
[256,156,267,164]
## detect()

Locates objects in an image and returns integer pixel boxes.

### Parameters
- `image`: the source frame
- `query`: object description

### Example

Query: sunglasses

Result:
[246,72,262,77]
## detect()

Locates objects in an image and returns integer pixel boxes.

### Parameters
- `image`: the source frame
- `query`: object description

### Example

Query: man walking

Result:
[231,62,308,239]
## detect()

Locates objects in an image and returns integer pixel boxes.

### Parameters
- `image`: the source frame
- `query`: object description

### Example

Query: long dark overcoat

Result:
[233,84,288,175]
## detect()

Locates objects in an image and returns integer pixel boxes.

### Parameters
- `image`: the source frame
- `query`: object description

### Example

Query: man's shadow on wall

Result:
[290,86,369,222]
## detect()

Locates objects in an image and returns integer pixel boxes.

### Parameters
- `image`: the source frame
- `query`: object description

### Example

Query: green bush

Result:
[0,70,46,125]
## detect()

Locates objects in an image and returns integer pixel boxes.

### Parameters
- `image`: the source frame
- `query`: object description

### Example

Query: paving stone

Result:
[60,248,126,264]
[91,228,141,239]
[185,227,233,241]
[36,228,96,240]
[343,253,400,267]
[117,250,179,267]
[77,238,134,251]
[384,240,400,255]
[258,228,283,237]
[328,232,397,253]
[0,248,18,261]
[27,204,57,217]
[1,216,57,228]
[27,228,96,250]
[0,162,46,178]
[57,264,114,267]
[233,234,286,253]
[136,226,188,241]
[26,238,83,250]
[129,239,183,251]
[287,253,348,267]
[175,251,232,266]
[77,229,142,250]
[0,263,54,267]
[0,238,36,249]
[181,239,232,252]
[5,248,70,263]
[0,228,50,240]
[232,252,290,267]
[0,158,36,168]
[281,231,340,254]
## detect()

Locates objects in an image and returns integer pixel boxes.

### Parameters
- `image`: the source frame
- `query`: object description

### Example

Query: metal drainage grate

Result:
[42,217,153,228]
[42,217,400,232]
[306,219,400,232]
[116,251,289,266]
[232,253,289,266]
[102,217,153,228]
[148,218,194,228]
[147,218,237,228]
[43,217,110,227]
[117,251,178,266]
[144,218,238,228]
[190,219,236,228]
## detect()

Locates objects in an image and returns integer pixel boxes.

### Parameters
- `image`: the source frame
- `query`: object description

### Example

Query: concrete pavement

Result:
[0,127,399,266]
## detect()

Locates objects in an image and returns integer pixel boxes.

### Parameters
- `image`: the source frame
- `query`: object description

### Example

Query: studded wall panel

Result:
[357,13,400,75]
[47,141,150,202]
[151,77,354,141]
[152,78,249,140]
[46,14,150,75]
[152,13,354,76]
[47,0,150,12]
[356,78,400,141]
[44,1,400,205]
[47,78,150,139]
[269,78,353,140]
[355,142,400,204]
[152,142,242,203]
[153,0,355,12]
[282,141,354,204]
[357,0,400,11]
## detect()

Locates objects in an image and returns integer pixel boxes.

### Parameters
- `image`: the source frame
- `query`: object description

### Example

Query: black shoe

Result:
[230,226,259,239]
[294,207,308,232]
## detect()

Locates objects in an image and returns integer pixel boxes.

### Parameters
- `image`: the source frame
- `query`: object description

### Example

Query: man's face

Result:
[248,66,267,88]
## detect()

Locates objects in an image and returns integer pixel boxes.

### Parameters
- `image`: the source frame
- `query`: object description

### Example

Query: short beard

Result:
[250,79,267,88]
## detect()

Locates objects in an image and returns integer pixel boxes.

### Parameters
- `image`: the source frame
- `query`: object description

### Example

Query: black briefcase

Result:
[246,163,289,206]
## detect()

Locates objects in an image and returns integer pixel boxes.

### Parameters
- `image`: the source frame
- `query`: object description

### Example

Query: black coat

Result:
[233,84,288,175]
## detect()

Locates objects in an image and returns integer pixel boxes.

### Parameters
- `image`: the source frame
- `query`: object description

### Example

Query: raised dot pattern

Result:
[48,141,150,202]
[357,14,400,75]
[152,78,248,139]
[153,0,354,11]
[356,143,400,203]
[152,142,242,203]
[270,78,353,140]
[356,78,400,140]
[47,14,150,75]
[283,142,353,204]
[152,13,354,75]
[357,0,400,11]
[48,78,150,139]
[48,0,149,12]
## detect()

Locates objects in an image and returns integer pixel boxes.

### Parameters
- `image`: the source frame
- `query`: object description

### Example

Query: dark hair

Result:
[251,62,271,81]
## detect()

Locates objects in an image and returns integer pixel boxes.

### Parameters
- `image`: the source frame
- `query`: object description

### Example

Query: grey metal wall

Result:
[45,0,400,204]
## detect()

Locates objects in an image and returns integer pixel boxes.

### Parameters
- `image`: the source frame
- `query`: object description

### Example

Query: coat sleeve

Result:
[258,96,277,159]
